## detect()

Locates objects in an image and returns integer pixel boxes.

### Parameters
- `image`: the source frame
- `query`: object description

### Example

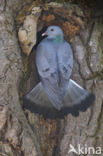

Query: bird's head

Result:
[42,25,64,42]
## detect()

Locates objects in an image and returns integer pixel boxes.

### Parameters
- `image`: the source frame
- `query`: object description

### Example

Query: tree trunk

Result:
[0,0,103,156]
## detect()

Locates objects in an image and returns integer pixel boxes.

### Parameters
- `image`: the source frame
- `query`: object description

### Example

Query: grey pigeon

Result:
[23,25,95,119]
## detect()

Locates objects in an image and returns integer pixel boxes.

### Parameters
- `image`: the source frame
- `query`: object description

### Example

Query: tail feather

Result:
[41,79,63,110]
[63,79,95,111]
[25,82,52,108]
[23,79,95,119]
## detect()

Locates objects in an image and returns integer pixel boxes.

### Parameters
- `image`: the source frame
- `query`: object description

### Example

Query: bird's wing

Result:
[36,40,63,110]
[58,41,73,80]
[36,41,57,78]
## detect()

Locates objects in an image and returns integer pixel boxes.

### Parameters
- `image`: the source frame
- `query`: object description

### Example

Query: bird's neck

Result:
[53,35,64,43]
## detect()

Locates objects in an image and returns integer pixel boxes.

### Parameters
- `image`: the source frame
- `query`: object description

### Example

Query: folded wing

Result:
[36,39,63,110]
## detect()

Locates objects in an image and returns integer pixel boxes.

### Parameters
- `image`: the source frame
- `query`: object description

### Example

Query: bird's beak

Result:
[42,31,48,36]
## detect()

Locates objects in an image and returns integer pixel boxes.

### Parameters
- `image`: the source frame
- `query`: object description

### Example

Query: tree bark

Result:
[0,0,103,156]
[0,0,42,156]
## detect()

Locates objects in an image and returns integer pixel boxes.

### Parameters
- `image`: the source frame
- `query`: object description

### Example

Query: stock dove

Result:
[23,26,95,119]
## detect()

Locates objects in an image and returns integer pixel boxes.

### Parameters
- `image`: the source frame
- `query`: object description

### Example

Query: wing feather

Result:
[36,39,63,110]
[36,41,57,78]
[58,41,73,80]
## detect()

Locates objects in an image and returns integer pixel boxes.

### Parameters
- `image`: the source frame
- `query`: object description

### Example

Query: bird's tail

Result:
[23,82,52,109]
[23,82,63,119]
[63,79,95,115]
[23,80,95,119]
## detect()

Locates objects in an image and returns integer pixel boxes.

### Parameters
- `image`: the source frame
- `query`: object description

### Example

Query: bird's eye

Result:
[50,28,54,31]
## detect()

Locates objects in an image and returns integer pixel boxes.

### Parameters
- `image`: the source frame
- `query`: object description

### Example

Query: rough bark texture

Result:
[0,0,103,156]
[0,0,42,156]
